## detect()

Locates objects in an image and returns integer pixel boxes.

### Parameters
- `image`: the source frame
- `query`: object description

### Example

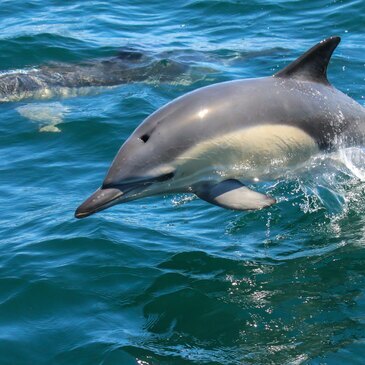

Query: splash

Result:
[226,147,365,246]
[171,194,196,207]
[338,147,365,181]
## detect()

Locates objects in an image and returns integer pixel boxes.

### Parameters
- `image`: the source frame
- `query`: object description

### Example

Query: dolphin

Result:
[75,36,365,218]
[0,49,196,102]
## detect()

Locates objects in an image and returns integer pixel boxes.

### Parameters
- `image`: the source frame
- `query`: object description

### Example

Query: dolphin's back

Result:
[133,76,365,157]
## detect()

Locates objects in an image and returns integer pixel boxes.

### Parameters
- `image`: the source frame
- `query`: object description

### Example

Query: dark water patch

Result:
[0,34,96,69]
[121,246,365,363]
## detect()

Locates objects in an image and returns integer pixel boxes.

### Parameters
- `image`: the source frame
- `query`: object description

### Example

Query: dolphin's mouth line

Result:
[102,171,175,189]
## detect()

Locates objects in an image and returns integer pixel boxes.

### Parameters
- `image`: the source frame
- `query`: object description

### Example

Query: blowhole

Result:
[140,134,150,143]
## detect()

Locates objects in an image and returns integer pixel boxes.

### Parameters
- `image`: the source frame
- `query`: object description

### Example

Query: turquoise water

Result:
[1,1,365,364]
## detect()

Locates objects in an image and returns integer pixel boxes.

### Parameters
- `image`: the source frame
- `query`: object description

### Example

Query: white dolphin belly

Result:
[174,124,319,183]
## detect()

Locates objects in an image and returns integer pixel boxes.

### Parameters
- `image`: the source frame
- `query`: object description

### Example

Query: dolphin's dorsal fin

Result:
[274,36,341,84]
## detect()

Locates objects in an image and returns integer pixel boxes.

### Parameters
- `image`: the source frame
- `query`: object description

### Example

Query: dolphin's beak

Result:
[75,172,175,219]
[75,187,123,219]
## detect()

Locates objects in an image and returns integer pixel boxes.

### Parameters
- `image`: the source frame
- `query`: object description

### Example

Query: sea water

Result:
[1,1,365,364]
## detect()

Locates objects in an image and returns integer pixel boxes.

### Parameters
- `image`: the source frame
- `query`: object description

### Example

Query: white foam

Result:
[338,147,365,181]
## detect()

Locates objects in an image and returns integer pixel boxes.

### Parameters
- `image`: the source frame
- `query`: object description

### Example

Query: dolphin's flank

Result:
[75,36,365,218]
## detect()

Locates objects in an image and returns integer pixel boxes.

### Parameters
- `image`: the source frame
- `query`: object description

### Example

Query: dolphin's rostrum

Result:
[75,36,365,218]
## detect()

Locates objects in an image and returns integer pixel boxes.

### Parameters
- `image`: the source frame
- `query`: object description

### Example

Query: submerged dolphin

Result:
[75,36,365,218]
[0,50,195,102]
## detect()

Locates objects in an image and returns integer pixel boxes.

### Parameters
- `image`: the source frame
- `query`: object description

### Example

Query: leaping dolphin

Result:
[75,36,365,218]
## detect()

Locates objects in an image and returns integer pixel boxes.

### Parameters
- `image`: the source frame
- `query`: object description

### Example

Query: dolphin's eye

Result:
[140,134,150,143]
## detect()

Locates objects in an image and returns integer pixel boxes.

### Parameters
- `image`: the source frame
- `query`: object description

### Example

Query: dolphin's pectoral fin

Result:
[194,179,276,211]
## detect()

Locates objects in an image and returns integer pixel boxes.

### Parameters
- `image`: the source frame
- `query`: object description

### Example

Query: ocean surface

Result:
[1,1,365,364]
